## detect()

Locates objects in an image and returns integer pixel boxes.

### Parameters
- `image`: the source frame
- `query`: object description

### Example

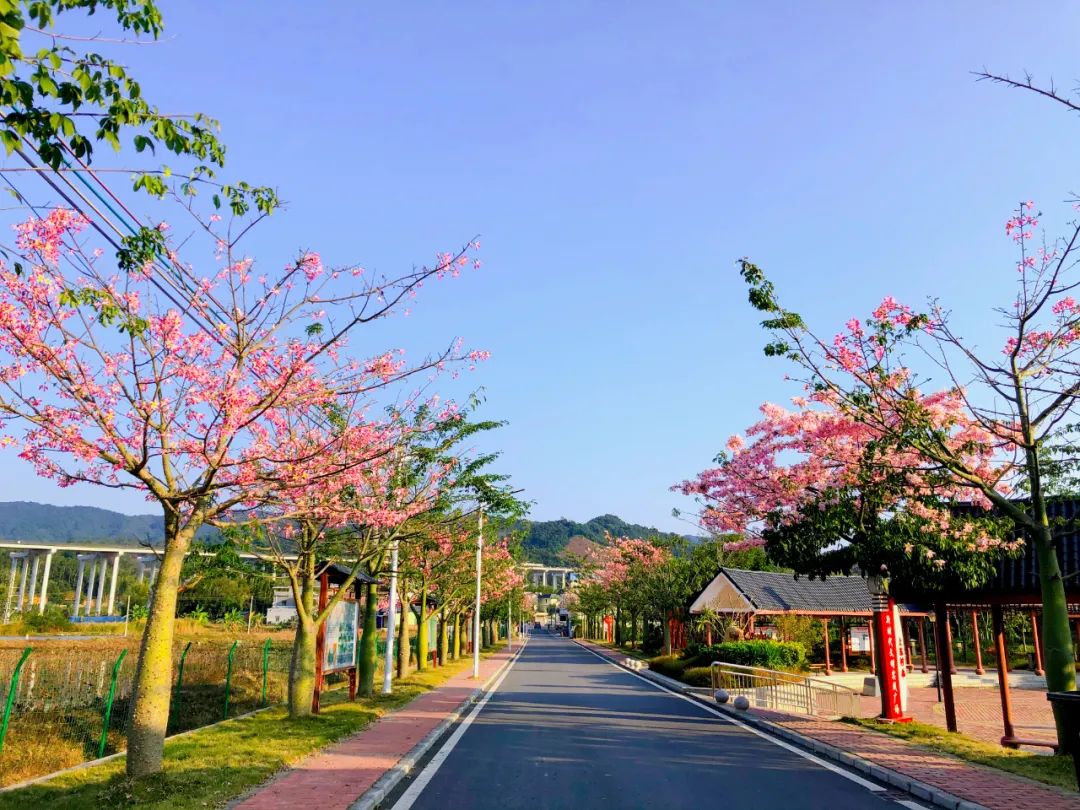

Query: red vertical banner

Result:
[874,596,911,722]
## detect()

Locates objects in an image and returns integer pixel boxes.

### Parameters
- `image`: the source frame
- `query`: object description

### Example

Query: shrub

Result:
[19,605,73,633]
[681,666,713,687]
[648,654,688,679]
[686,640,806,671]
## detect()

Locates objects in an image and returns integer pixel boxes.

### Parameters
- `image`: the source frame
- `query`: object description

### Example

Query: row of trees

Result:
[0,0,525,779]
[572,534,771,654]
[676,76,1080,748]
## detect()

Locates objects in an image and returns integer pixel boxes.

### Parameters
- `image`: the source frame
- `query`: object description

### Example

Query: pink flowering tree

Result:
[583,535,669,649]
[0,206,478,775]
[225,411,449,717]
[735,202,1080,721]
[676,396,1017,591]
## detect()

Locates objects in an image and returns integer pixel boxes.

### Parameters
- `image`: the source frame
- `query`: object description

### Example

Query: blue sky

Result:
[5,2,1080,531]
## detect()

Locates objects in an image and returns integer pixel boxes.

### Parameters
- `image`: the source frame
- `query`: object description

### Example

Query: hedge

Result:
[647,654,688,680]
[688,640,805,671]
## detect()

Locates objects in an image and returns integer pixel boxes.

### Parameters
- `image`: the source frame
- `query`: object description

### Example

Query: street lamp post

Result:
[473,508,484,679]
[382,538,399,694]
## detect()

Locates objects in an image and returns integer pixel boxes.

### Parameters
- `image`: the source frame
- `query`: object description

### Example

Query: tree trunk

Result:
[288,615,318,718]
[125,517,196,778]
[663,613,672,656]
[1035,527,1077,716]
[453,612,462,659]
[614,604,622,646]
[397,601,411,678]
[357,579,379,696]
[438,609,448,665]
[416,599,430,671]
[630,610,639,648]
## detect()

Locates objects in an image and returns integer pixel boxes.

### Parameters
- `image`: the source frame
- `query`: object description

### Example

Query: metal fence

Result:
[0,639,291,787]
[709,661,861,718]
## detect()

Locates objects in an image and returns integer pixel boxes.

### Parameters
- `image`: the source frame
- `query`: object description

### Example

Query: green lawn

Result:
[0,646,506,810]
[844,717,1078,793]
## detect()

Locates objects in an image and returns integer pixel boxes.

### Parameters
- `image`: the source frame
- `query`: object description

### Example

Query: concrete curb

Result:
[574,641,990,810]
[348,642,525,810]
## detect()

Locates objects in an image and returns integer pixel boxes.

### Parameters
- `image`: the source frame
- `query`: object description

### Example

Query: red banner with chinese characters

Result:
[875,597,912,722]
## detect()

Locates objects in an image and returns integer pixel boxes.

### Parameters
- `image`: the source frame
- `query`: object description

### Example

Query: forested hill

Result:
[520,514,685,565]
[0,501,218,544]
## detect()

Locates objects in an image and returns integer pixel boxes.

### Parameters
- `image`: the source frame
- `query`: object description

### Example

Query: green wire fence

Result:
[0,639,291,787]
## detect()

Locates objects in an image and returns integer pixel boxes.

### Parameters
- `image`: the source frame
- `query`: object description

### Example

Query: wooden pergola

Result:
[689,568,930,675]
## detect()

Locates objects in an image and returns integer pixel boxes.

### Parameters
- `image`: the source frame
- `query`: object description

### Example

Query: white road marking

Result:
[388,637,530,810]
[574,641,888,795]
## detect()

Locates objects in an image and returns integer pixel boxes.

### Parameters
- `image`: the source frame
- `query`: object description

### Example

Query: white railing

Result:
[709,661,861,718]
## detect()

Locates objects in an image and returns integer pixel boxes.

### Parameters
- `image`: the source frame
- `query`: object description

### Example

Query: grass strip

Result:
[0,645,506,810]
[843,717,1077,792]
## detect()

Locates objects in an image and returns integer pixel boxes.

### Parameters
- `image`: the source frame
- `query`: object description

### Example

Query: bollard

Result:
[0,647,31,753]
[223,640,239,719]
[98,649,128,758]
[260,638,272,707]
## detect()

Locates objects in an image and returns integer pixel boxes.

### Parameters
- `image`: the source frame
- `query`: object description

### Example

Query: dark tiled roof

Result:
[325,562,380,586]
[722,568,921,614]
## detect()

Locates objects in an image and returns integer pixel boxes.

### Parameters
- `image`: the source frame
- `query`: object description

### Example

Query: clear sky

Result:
[4,2,1080,531]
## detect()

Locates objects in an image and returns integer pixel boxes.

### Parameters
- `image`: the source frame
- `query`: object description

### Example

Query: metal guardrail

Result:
[709,661,860,718]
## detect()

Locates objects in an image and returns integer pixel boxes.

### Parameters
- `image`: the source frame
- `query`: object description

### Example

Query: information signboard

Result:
[323,600,359,673]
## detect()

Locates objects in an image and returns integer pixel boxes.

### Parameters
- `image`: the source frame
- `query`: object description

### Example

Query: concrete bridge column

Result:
[94,557,107,615]
[106,553,121,615]
[26,553,40,612]
[72,555,88,617]
[38,550,53,612]
[15,552,29,613]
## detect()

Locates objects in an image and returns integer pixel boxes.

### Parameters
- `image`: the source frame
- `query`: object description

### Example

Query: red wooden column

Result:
[934,600,958,732]
[901,619,914,672]
[311,571,330,714]
[822,618,832,676]
[705,624,713,646]
[1030,611,1045,676]
[917,616,929,673]
[944,610,958,674]
[839,619,848,673]
[867,620,876,674]
[991,603,1017,746]
[971,611,985,675]
[1074,618,1080,662]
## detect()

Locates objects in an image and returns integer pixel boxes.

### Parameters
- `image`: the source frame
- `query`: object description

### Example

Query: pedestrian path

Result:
[580,641,1077,810]
[235,647,516,810]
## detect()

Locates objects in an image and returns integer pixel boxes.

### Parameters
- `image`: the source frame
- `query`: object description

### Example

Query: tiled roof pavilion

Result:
[689,568,926,616]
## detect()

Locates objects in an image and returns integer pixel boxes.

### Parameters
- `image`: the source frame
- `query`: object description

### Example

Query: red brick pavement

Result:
[858,687,1057,749]
[749,709,1077,810]
[578,641,1077,810]
[236,647,515,810]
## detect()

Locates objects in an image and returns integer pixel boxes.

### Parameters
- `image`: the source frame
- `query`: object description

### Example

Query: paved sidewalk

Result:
[580,641,1077,810]
[235,647,516,810]
[746,710,1076,810]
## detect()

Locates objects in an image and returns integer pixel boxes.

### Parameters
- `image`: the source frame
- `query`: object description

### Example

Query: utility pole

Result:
[473,508,484,679]
[383,538,399,694]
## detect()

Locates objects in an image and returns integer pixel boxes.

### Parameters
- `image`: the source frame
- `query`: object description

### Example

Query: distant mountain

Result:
[0,501,217,545]
[520,514,684,565]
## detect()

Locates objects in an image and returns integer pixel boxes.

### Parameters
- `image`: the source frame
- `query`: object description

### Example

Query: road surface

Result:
[387,631,912,810]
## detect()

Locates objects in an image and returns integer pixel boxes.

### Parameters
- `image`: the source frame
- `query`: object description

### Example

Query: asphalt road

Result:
[387,631,908,810]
